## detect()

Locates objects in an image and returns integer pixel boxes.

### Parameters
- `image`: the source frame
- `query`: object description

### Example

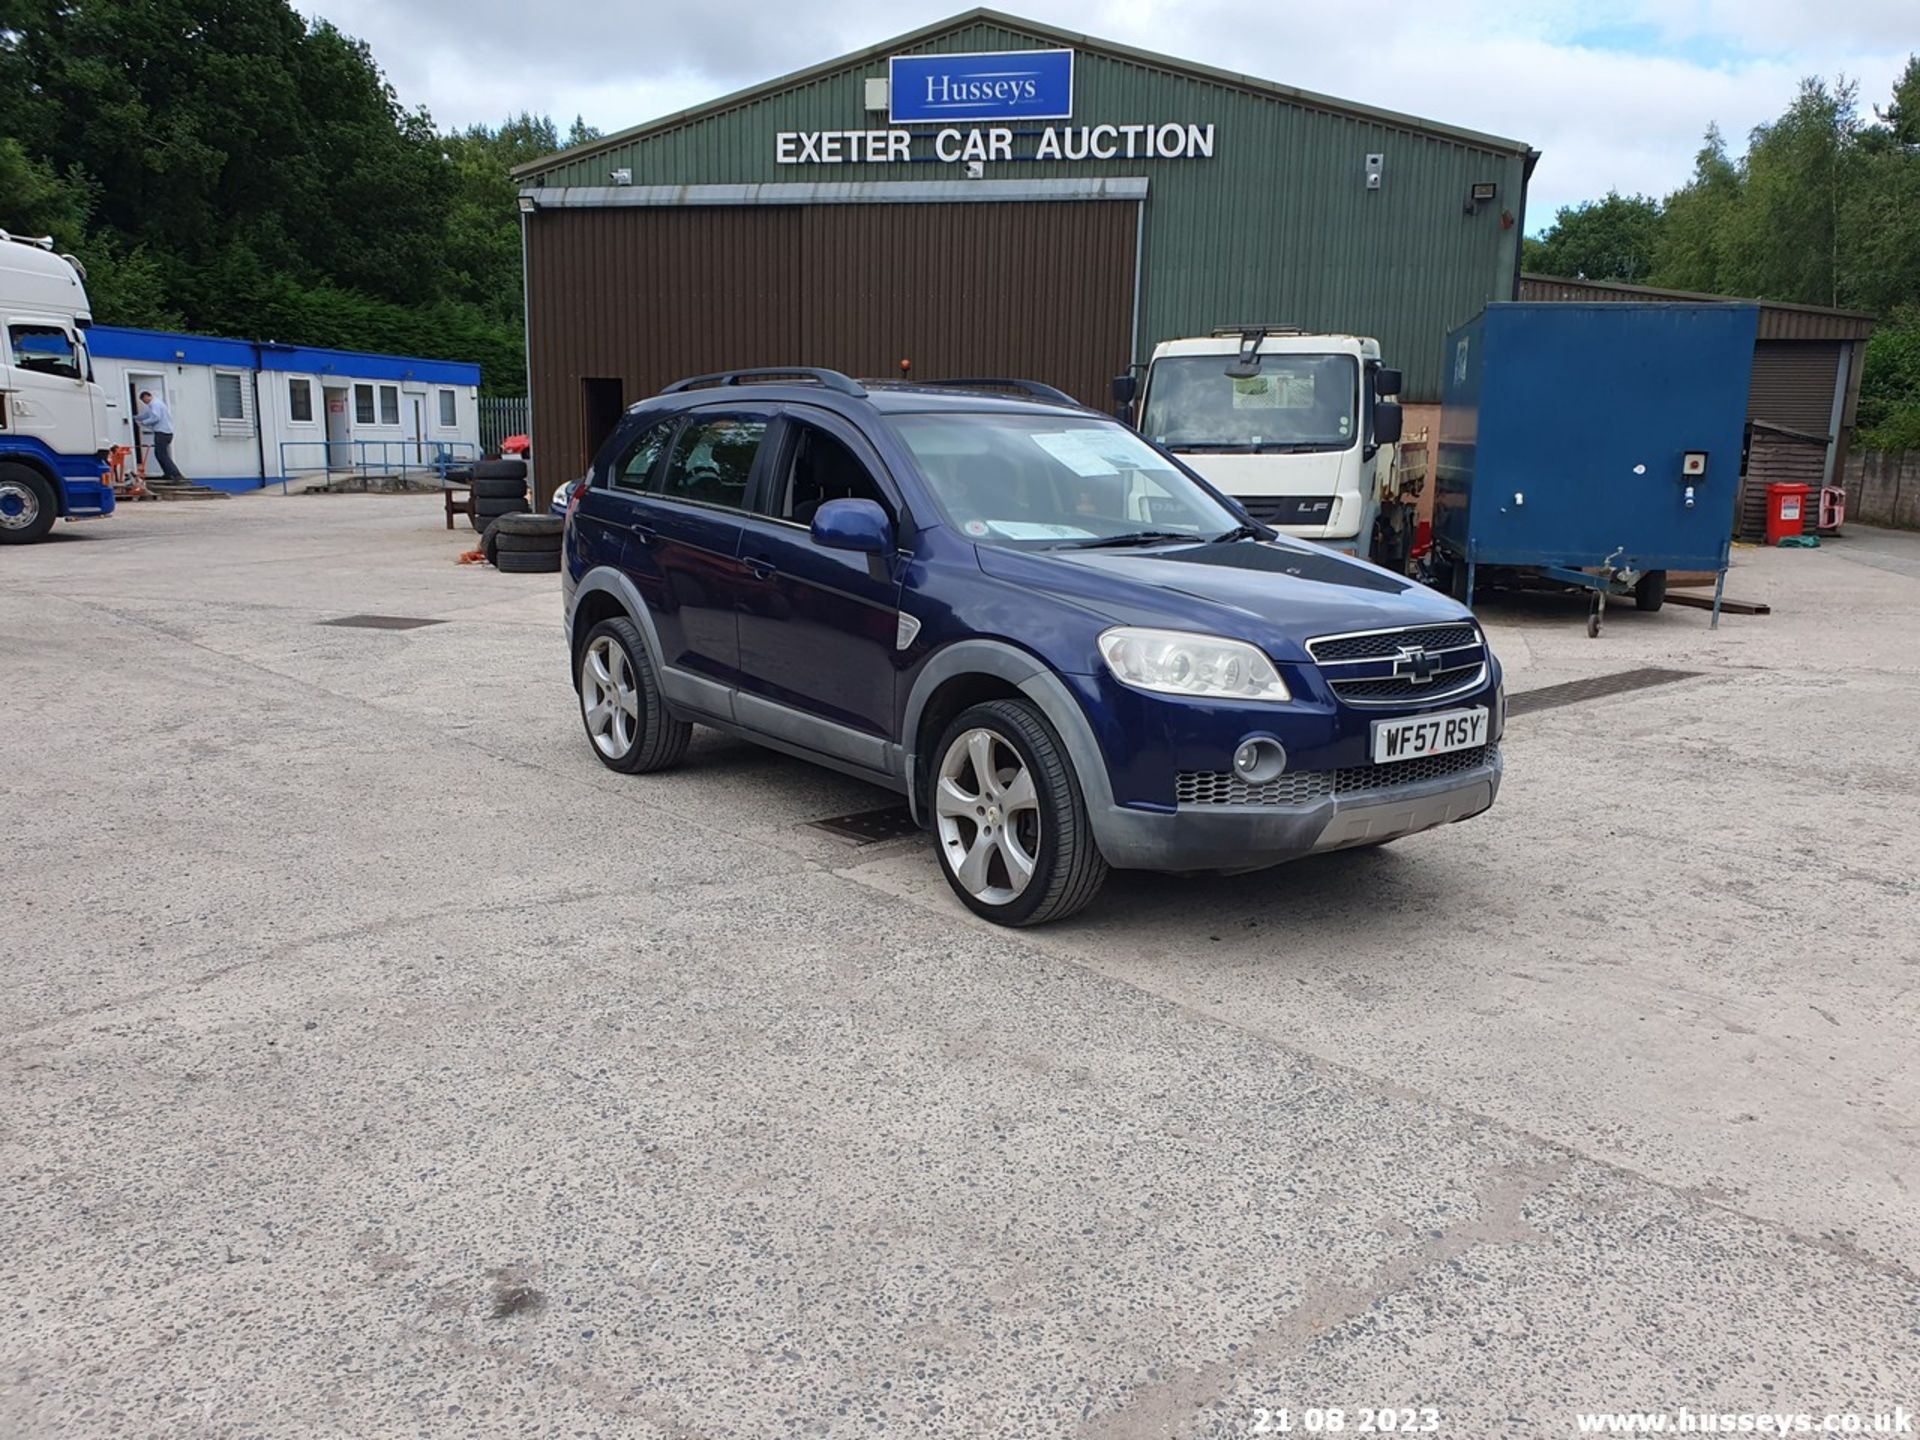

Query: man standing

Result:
[134,389,187,485]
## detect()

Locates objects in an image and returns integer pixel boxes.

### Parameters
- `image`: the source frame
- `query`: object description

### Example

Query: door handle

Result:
[629,523,656,547]
[746,556,777,581]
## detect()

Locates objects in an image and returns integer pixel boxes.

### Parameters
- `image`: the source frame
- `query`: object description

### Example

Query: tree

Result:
[1522,192,1662,282]
[0,0,598,393]
[1650,126,1743,293]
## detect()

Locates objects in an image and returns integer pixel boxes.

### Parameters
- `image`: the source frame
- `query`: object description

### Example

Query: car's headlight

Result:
[1097,627,1291,703]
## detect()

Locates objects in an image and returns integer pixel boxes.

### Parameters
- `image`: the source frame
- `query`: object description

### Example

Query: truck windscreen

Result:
[1141,355,1358,451]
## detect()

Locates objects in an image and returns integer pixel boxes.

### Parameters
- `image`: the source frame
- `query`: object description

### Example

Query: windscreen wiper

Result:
[1209,523,1274,544]
[1062,530,1194,549]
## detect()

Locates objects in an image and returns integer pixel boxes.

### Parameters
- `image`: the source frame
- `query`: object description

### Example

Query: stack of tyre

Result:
[483,512,565,573]
[470,459,530,532]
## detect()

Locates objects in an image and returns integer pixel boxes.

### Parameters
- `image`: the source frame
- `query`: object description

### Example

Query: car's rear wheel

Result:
[577,617,691,774]
[0,465,57,545]
[931,699,1107,926]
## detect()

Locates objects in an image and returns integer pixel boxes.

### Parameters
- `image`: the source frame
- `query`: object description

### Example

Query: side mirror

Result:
[810,497,893,554]
[1375,367,1403,398]
[1373,401,1404,447]
[1110,373,1138,405]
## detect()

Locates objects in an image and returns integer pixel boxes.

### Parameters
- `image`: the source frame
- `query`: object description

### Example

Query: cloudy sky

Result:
[302,0,1913,227]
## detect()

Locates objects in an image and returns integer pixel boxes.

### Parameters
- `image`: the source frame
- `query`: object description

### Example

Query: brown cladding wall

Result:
[1738,427,1828,540]
[525,200,1138,491]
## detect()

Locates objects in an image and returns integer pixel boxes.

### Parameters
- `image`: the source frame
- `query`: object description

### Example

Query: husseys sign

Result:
[773,48,1217,165]
[890,48,1075,123]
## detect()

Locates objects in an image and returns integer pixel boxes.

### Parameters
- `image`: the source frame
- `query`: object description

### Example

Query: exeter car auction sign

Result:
[775,48,1214,166]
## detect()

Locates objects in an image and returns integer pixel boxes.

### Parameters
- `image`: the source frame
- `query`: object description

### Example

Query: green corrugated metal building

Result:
[512,7,1537,486]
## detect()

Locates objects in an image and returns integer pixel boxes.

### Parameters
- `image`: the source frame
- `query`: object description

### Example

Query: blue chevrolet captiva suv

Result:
[561,369,1504,926]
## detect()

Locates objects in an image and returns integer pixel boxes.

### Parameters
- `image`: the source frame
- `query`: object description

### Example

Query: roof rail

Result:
[1209,324,1305,338]
[662,366,866,397]
[904,377,1084,406]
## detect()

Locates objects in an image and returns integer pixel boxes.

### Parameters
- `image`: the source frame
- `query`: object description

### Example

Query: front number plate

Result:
[1371,706,1489,764]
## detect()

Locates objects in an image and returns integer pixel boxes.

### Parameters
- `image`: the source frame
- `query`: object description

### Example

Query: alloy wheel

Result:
[935,726,1041,905]
[582,635,640,759]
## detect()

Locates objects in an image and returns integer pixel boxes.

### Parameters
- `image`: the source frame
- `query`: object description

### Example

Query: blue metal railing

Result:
[274,439,482,494]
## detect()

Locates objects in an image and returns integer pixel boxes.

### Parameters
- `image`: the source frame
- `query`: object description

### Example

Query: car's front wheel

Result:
[577,616,691,774]
[931,699,1108,926]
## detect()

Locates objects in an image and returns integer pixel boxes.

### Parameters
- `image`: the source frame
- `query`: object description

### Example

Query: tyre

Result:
[491,513,563,539]
[472,476,527,501]
[1634,570,1668,612]
[577,616,691,774]
[930,699,1108,926]
[496,530,562,554]
[443,465,475,484]
[479,520,502,564]
[0,465,57,545]
[472,500,528,531]
[496,547,560,573]
[473,459,528,481]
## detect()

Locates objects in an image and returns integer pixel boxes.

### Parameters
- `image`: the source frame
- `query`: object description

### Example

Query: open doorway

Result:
[323,386,351,470]
[126,371,166,478]
[582,378,625,468]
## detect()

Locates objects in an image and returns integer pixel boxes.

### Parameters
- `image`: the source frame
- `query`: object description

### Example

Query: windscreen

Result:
[888,413,1239,548]
[1141,354,1359,450]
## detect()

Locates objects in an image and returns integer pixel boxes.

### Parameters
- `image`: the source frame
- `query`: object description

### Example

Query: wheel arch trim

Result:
[899,641,1115,831]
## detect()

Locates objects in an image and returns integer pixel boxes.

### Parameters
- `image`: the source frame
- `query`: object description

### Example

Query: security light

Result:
[516,194,538,214]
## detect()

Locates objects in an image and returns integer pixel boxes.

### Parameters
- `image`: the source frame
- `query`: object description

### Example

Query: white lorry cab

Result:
[0,231,115,543]
[1119,327,1406,563]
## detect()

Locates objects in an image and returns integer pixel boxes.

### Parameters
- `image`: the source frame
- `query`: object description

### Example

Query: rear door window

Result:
[658,415,767,511]
[609,421,674,493]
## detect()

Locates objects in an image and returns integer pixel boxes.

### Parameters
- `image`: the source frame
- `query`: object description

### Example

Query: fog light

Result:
[1231,737,1287,783]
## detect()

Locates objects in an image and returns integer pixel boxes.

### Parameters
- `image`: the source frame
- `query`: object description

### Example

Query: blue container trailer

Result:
[1432,302,1759,634]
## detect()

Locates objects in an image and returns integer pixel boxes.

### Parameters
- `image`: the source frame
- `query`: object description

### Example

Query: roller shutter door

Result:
[526,200,1139,488]
[1746,341,1841,433]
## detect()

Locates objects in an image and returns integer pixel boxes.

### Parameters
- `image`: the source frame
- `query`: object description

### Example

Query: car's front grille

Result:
[1307,622,1489,709]
[1334,744,1494,793]
[1175,746,1496,807]
[1326,666,1486,704]
[1175,770,1336,807]
[1309,623,1480,662]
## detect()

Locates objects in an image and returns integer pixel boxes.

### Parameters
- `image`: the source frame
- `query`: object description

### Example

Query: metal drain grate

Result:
[1507,667,1701,717]
[319,614,447,631]
[809,805,919,845]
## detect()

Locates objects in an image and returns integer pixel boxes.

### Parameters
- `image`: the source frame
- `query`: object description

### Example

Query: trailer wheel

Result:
[1634,570,1668,612]
[0,465,57,545]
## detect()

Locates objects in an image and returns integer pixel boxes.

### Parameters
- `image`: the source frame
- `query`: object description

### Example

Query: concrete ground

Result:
[2,496,1915,1438]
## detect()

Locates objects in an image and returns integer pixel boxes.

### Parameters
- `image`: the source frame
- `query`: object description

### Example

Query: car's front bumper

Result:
[1091,747,1502,873]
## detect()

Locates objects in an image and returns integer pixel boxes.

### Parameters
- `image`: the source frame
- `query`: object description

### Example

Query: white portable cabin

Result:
[86,326,483,490]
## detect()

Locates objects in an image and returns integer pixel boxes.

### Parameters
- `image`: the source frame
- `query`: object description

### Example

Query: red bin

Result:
[1765,482,1810,545]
